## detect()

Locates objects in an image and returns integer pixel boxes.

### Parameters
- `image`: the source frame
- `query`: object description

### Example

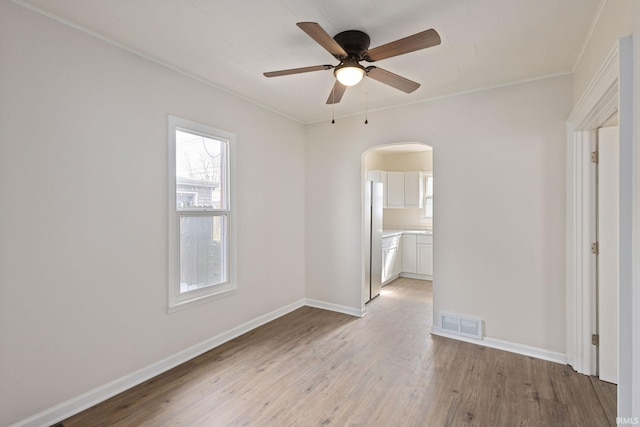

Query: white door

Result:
[597,125,619,384]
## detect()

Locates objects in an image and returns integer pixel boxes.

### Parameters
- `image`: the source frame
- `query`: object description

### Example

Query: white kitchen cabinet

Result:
[402,234,417,273]
[400,233,432,279]
[367,170,388,208]
[382,234,402,284]
[417,235,433,276]
[382,246,397,284]
[395,237,403,276]
[404,171,423,208]
[386,172,404,208]
[368,170,427,209]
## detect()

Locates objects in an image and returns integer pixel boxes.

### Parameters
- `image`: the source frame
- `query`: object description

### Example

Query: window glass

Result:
[176,130,225,210]
[168,116,235,310]
[421,173,433,220]
[179,215,226,292]
[425,175,433,218]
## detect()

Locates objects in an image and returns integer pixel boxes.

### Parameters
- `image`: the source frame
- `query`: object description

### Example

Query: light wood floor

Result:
[59,278,616,426]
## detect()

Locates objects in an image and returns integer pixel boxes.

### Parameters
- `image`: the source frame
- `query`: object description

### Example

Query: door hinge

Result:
[591,242,599,255]
[592,334,599,346]
[591,151,599,163]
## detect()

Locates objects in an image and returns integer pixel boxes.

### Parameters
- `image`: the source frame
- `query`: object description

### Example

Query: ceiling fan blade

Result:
[264,64,333,78]
[364,29,441,62]
[297,22,348,58]
[326,81,347,104]
[366,67,420,93]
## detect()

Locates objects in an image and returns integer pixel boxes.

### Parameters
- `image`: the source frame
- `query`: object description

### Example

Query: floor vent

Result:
[440,312,483,339]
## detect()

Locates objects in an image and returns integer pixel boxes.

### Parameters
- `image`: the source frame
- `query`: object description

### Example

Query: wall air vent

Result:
[440,312,483,339]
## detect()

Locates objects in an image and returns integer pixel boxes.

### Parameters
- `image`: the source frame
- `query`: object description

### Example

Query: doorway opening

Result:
[361,142,434,312]
[594,120,619,384]
[566,36,633,415]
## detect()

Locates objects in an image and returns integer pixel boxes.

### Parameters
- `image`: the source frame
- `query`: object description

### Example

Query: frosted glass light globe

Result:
[335,65,365,86]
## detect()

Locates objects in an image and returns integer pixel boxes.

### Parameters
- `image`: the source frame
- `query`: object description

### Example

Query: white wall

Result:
[572,0,635,104]
[0,3,306,425]
[633,22,640,420]
[4,0,636,424]
[376,151,433,172]
[306,75,572,353]
[572,0,640,418]
[364,150,386,171]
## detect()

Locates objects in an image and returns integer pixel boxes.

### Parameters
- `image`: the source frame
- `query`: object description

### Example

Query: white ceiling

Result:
[17,0,603,124]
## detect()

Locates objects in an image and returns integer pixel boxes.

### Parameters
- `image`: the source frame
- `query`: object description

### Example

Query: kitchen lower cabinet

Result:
[382,246,398,284]
[402,234,417,273]
[416,235,433,277]
[382,234,402,284]
[399,233,432,280]
[384,232,432,282]
[417,244,433,276]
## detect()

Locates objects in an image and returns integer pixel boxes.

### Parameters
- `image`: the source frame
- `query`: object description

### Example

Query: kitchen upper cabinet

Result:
[386,172,404,208]
[404,171,423,208]
[368,170,429,210]
[370,170,425,209]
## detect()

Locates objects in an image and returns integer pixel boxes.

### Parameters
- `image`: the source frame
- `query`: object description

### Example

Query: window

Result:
[168,116,236,310]
[422,172,433,219]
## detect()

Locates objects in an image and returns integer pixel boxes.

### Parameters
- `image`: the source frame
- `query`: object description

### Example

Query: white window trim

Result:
[168,115,237,312]
[420,171,433,221]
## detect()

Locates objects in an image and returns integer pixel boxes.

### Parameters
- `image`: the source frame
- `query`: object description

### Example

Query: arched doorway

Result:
[361,142,434,310]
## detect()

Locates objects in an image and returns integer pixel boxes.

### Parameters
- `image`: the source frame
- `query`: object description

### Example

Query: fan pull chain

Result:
[364,91,368,124]
[331,85,335,124]
[364,78,369,124]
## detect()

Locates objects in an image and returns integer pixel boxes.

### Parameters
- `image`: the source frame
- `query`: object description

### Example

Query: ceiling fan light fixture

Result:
[264,23,440,105]
[334,60,365,86]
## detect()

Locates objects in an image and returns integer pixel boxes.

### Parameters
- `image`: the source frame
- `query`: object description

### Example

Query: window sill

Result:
[168,285,238,314]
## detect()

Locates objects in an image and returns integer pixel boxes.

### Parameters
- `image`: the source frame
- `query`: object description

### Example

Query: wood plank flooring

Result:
[59,278,616,426]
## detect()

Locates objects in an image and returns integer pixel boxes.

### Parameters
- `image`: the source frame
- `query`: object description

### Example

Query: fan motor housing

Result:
[333,30,370,59]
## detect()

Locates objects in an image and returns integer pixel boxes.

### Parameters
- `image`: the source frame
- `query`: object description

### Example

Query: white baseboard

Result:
[12,299,307,427]
[430,327,567,365]
[400,272,432,281]
[305,298,366,318]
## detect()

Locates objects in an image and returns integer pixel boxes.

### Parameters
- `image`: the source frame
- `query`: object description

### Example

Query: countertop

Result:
[382,229,432,238]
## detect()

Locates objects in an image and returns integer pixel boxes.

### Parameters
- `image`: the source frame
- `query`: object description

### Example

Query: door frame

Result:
[565,36,633,414]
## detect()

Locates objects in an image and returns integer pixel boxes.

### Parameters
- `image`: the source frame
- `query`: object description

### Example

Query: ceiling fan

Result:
[264,22,441,104]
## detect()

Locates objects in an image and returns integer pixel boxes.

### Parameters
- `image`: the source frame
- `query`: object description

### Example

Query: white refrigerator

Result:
[364,180,383,303]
